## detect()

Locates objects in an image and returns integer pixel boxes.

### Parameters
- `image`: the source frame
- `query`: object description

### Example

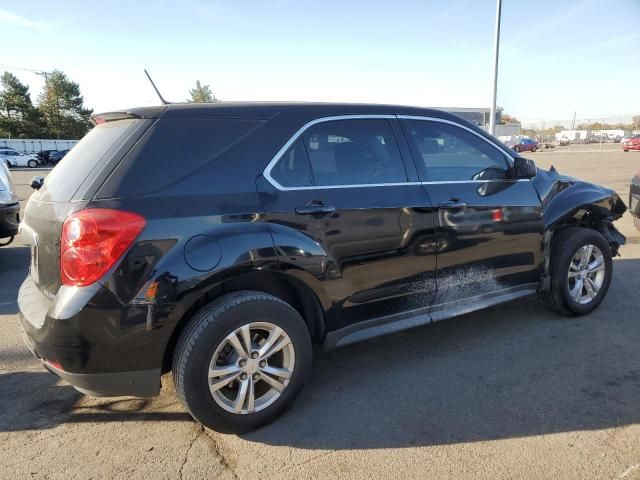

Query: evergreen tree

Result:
[189,80,218,103]
[0,72,46,138]
[38,70,93,139]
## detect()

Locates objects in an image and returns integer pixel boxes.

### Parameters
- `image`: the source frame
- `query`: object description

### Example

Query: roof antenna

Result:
[144,69,170,105]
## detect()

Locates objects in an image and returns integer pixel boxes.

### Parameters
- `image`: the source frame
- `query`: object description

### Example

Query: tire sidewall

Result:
[177,295,312,433]
[557,230,613,315]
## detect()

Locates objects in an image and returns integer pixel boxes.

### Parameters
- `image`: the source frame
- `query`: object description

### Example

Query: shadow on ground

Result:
[0,245,29,315]
[0,371,192,432]
[242,258,640,449]
[0,371,81,432]
[2,259,639,450]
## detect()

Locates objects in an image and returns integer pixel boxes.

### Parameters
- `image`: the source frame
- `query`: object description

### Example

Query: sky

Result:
[0,0,638,122]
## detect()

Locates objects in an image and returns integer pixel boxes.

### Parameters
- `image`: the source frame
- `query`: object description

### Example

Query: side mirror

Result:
[30,176,44,190]
[513,157,537,179]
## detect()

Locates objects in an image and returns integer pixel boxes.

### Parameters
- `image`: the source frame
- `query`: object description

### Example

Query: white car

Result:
[0,148,39,168]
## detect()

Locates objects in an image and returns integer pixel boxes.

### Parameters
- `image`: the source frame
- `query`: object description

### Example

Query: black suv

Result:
[18,103,626,433]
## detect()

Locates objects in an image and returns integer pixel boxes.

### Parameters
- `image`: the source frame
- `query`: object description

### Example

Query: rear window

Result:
[97,118,263,198]
[36,119,142,202]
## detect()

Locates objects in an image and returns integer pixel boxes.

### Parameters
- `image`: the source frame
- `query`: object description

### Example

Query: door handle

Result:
[438,200,467,211]
[295,201,336,215]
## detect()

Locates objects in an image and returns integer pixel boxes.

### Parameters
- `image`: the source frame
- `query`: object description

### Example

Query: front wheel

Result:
[540,227,613,316]
[173,291,312,433]
[27,159,38,168]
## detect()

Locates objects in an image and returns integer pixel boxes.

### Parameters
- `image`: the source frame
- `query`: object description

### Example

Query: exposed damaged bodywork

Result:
[533,165,626,291]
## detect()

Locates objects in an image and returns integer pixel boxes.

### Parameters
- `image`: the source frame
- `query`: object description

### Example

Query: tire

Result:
[624,149,629,152]
[172,291,312,433]
[540,227,613,316]
[27,159,38,168]
[514,146,521,153]
[532,146,537,152]
[634,216,640,232]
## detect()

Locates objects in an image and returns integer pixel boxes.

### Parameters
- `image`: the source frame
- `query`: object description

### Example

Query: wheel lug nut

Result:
[251,351,258,359]
[259,360,266,368]
[253,373,260,381]
[240,373,248,380]
[239,359,246,367]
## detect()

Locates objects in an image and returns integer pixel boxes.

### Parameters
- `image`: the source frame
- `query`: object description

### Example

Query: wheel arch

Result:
[540,203,623,292]
[161,269,326,373]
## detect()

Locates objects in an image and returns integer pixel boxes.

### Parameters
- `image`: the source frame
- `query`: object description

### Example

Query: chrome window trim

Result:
[263,114,403,191]
[262,114,520,191]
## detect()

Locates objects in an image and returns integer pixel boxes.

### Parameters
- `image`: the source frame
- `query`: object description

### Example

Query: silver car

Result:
[0,159,20,245]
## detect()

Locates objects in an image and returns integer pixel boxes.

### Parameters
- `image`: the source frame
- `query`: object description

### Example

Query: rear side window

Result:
[98,118,263,198]
[270,138,313,187]
[271,118,407,188]
[36,119,142,202]
[403,120,511,182]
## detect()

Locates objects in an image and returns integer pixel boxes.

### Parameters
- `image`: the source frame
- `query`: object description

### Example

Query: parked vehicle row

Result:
[0,148,40,168]
[0,147,70,168]
[17,102,627,433]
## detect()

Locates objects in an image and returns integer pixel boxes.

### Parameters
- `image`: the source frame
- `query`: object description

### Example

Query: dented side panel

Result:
[424,179,545,307]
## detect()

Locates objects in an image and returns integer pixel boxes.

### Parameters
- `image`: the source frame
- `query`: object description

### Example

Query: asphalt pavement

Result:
[2,145,640,479]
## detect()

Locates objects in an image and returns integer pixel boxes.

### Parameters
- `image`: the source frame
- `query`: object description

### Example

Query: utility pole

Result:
[489,0,502,136]
[35,71,50,82]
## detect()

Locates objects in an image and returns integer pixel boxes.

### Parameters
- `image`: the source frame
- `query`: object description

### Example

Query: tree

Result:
[38,70,93,139]
[0,72,46,138]
[500,114,519,125]
[189,80,218,103]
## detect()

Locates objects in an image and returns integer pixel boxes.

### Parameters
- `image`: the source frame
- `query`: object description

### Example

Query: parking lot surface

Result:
[2,145,640,479]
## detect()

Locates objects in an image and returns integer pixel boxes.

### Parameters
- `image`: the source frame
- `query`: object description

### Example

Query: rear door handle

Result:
[295,201,336,215]
[438,200,467,211]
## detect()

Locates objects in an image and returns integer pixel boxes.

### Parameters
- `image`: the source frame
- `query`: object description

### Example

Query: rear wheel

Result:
[514,146,521,153]
[540,227,612,316]
[27,159,38,168]
[172,291,312,433]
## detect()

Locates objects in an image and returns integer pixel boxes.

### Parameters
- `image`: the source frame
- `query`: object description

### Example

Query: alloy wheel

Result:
[208,322,295,414]
[567,244,606,304]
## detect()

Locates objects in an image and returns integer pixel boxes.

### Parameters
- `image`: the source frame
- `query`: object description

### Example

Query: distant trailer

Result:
[0,138,79,154]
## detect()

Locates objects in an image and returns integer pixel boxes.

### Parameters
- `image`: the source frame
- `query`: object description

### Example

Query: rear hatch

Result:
[22,115,154,296]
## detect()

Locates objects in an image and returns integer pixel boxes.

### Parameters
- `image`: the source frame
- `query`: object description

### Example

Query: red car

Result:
[512,138,539,153]
[622,135,640,151]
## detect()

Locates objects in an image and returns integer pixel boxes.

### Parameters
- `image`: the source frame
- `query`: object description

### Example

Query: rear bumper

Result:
[0,202,20,239]
[17,276,162,397]
[44,362,160,397]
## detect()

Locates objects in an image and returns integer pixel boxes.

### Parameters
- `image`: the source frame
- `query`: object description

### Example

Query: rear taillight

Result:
[60,209,145,286]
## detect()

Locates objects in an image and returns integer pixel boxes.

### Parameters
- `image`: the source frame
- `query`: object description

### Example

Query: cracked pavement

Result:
[2,145,640,479]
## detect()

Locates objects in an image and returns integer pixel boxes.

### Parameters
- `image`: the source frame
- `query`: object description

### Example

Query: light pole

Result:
[489,0,502,136]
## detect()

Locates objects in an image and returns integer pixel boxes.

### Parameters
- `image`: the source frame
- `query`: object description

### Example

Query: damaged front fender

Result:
[532,166,627,291]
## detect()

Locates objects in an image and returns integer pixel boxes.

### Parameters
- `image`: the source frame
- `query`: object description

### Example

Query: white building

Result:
[555,130,589,142]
